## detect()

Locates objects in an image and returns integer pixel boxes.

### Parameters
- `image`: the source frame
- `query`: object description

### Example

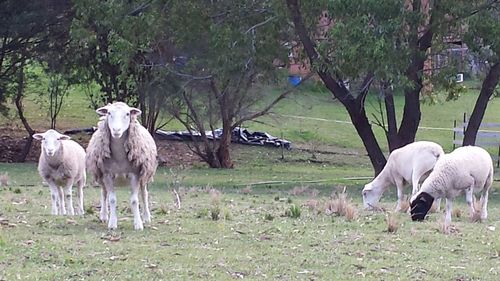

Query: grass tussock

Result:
[398,195,410,213]
[452,207,462,218]
[385,213,399,233]
[241,186,253,195]
[289,186,319,197]
[0,173,10,187]
[209,189,222,221]
[303,199,320,211]
[285,204,301,218]
[471,196,483,222]
[325,189,357,220]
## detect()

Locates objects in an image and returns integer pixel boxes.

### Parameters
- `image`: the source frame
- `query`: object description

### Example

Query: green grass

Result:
[2,80,500,279]
[1,169,499,280]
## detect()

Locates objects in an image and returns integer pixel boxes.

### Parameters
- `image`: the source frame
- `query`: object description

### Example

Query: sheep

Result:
[33,129,86,216]
[86,102,157,230]
[410,146,493,233]
[362,141,444,211]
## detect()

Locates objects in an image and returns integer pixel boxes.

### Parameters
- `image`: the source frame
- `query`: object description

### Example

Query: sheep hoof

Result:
[108,220,117,230]
[134,221,144,230]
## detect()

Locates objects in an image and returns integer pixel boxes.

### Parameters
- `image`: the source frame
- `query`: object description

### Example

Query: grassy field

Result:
[1,82,500,280]
[0,166,499,280]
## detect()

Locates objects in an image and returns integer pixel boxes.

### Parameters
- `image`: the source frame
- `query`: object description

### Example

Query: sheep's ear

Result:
[32,133,44,140]
[96,106,109,116]
[58,134,71,140]
[130,107,142,117]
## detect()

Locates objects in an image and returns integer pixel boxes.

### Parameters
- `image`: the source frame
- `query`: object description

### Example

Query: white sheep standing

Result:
[410,146,493,233]
[86,102,157,230]
[33,129,86,215]
[362,141,444,211]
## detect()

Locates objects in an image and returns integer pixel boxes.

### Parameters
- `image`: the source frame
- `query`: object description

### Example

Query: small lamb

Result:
[86,102,157,230]
[362,141,444,211]
[33,129,86,215]
[410,146,493,233]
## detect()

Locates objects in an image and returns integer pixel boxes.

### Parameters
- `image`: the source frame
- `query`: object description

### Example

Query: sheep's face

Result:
[96,102,141,139]
[33,129,70,157]
[362,183,383,210]
[410,192,434,221]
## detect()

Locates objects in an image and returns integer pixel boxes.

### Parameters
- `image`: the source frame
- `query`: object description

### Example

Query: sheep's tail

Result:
[433,147,445,160]
[485,163,494,191]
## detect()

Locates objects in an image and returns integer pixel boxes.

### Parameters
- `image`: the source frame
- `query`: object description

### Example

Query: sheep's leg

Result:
[394,179,404,212]
[479,188,489,221]
[434,198,442,213]
[64,181,75,216]
[100,186,108,222]
[129,175,144,230]
[76,179,85,215]
[465,187,475,218]
[58,186,66,215]
[47,181,60,215]
[140,185,151,224]
[444,198,453,234]
[103,176,117,229]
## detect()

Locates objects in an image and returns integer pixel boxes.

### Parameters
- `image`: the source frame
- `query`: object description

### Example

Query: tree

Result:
[161,0,294,168]
[284,0,490,174]
[0,0,73,161]
[462,1,500,145]
[71,0,172,133]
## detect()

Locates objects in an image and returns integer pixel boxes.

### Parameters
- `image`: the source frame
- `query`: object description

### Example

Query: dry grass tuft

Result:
[325,192,348,216]
[398,195,410,213]
[303,199,320,211]
[344,204,358,221]
[241,186,253,195]
[325,190,357,220]
[209,188,221,205]
[437,218,460,235]
[0,173,10,187]
[385,213,399,233]
[289,186,310,196]
[470,196,483,223]
[290,186,320,198]
[452,207,462,218]
[470,211,482,223]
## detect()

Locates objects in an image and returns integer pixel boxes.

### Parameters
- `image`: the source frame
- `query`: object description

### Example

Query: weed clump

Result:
[325,188,358,221]
[209,189,222,221]
[385,213,399,233]
[285,204,301,218]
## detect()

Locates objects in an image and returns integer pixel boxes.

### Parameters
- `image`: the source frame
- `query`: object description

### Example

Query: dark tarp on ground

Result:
[155,127,291,149]
[64,126,292,150]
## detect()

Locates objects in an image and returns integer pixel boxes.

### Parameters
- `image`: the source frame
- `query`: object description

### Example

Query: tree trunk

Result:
[14,63,35,162]
[345,103,386,175]
[286,0,386,175]
[463,62,500,146]
[384,91,400,151]
[217,123,234,169]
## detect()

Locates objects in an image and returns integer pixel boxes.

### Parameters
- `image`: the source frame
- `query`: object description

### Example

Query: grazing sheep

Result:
[86,102,157,230]
[362,141,444,211]
[410,146,493,233]
[33,129,86,215]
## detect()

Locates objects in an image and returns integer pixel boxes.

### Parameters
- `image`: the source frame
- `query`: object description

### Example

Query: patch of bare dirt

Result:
[0,126,203,167]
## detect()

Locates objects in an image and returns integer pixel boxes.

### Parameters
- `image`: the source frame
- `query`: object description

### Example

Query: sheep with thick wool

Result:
[86,102,157,230]
[410,146,493,233]
[33,129,86,215]
[362,141,444,211]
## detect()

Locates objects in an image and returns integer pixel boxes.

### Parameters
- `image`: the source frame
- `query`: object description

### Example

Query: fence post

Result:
[453,119,457,150]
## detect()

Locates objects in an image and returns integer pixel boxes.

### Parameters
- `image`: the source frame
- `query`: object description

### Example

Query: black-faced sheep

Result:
[33,129,86,215]
[86,102,157,230]
[410,146,493,233]
[362,141,444,211]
